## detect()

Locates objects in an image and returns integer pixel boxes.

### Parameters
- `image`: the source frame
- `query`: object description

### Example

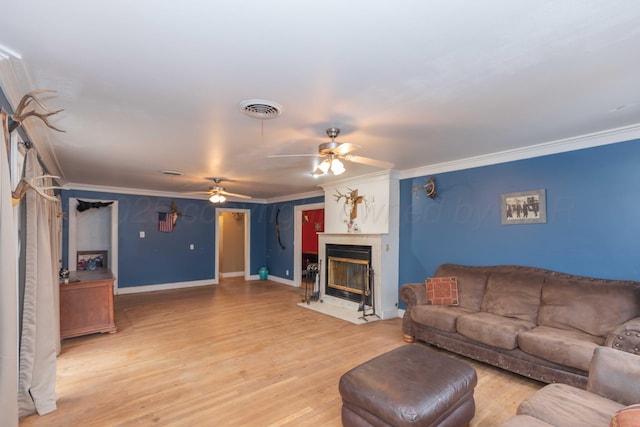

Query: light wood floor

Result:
[20,278,542,427]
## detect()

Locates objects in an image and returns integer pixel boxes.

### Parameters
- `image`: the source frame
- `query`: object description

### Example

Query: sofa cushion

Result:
[457,312,536,350]
[411,305,475,333]
[435,264,489,311]
[517,383,624,427]
[538,276,640,337]
[425,276,458,305]
[481,271,543,323]
[588,346,640,406]
[610,404,640,427]
[518,326,603,371]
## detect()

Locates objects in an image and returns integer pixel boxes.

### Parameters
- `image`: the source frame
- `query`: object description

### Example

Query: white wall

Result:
[320,171,398,234]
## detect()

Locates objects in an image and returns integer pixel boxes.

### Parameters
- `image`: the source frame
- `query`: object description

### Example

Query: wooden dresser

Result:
[60,269,117,339]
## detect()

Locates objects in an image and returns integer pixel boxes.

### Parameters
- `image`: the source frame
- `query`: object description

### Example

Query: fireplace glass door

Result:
[328,257,369,295]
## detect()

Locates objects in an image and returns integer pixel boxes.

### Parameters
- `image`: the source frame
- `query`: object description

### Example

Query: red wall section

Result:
[302,208,324,254]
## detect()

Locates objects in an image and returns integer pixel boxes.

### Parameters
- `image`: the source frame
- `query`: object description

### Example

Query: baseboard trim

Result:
[267,275,297,287]
[220,271,244,278]
[116,278,217,295]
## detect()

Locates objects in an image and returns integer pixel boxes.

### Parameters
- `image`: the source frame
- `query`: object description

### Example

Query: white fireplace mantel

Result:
[318,231,398,320]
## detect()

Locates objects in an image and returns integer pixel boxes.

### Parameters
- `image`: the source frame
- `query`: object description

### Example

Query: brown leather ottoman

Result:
[339,344,477,427]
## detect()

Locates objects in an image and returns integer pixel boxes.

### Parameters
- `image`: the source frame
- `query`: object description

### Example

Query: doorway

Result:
[215,208,251,282]
[293,202,324,286]
[68,197,119,292]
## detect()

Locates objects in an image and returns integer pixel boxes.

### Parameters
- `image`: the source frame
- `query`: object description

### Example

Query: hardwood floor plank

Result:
[19,278,541,426]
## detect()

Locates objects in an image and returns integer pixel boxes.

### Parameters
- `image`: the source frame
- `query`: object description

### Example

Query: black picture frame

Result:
[500,189,546,225]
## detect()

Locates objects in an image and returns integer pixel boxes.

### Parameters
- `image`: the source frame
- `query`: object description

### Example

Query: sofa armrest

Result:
[400,283,427,308]
[400,283,427,341]
[605,316,640,355]
[587,346,640,405]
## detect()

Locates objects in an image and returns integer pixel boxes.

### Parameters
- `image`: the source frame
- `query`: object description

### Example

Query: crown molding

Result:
[398,123,640,180]
[66,182,325,205]
[0,44,22,60]
[266,189,324,204]
[64,182,269,204]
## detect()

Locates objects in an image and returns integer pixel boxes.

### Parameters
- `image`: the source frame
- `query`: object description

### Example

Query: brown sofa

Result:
[500,346,640,426]
[401,264,640,388]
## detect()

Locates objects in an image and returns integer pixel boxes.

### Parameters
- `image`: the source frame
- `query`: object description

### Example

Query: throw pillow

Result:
[611,404,640,427]
[425,276,459,306]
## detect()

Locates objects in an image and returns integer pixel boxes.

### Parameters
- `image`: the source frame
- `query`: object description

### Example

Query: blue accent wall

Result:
[61,190,270,288]
[266,196,324,279]
[399,138,640,306]
[61,139,639,295]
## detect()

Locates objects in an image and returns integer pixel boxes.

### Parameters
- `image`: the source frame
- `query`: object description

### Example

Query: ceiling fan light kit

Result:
[314,155,345,176]
[184,177,252,204]
[270,127,392,177]
[209,193,226,204]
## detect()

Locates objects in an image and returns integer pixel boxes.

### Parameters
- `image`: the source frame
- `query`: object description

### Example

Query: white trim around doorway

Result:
[293,202,324,287]
[215,208,252,282]
[68,197,119,293]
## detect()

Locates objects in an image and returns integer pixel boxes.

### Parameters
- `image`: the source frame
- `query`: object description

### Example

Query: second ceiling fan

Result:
[270,128,394,176]
[188,178,252,204]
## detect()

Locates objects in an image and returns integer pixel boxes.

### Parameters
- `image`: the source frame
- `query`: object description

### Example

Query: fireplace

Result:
[325,244,372,305]
[314,171,399,320]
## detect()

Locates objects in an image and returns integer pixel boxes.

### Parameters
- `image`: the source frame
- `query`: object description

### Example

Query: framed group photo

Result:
[500,189,546,225]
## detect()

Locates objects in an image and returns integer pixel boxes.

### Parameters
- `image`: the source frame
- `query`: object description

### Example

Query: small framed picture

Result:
[500,189,546,225]
[77,250,108,271]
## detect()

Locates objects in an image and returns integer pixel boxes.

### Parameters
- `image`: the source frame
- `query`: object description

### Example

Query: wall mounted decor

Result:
[413,176,437,199]
[500,189,546,225]
[275,208,285,250]
[77,250,108,271]
[334,188,368,232]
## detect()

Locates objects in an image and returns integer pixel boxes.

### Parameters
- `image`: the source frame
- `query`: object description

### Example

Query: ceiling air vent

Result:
[239,99,283,120]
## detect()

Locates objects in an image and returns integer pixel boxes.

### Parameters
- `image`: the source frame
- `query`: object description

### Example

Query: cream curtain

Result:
[17,149,58,416]
[0,111,19,426]
[48,190,62,355]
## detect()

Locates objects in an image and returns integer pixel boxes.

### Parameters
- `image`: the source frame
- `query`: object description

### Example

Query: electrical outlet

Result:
[139,231,145,238]
[189,244,194,250]
[286,269,289,276]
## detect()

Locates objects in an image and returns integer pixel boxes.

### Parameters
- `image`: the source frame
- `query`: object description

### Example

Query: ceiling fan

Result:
[188,178,252,203]
[269,128,394,176]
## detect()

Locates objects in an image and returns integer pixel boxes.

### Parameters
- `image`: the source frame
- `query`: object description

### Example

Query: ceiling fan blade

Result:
[183,190,213,195]
[220,190,252,199]
[267,153,321,158]
[344,155,394,169]
[333,142,360,155]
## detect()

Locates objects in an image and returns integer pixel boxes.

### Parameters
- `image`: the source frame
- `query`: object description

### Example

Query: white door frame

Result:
[215,208,251,282]
[293,202,324,287]
[68,197,119,293]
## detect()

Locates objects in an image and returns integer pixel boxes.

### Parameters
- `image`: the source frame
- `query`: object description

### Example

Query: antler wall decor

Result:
[8,89,65,133]
[334,188,366,221]
[413,176,437,199]
[2,90,65,206]
[11,175,62,206]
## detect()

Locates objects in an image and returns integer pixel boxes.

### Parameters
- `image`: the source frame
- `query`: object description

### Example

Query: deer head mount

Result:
[8,90,65,133]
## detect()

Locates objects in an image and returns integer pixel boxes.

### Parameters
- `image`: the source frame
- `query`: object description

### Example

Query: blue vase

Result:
[259,267,269,280]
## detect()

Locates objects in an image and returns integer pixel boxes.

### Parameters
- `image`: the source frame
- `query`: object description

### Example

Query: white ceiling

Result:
[1,1,640,200]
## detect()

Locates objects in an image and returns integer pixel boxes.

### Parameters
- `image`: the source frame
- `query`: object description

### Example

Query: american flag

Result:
[158,212,175,233]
